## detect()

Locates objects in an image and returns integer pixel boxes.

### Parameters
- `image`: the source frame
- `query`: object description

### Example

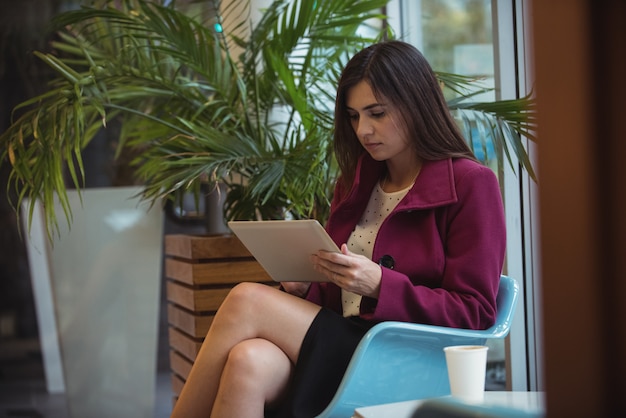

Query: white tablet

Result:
[227,219,340,282]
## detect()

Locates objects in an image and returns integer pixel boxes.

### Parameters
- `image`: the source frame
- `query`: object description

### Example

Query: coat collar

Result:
[344,153,459,212]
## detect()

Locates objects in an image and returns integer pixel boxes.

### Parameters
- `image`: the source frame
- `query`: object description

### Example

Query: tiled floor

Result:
[0,372,173,418]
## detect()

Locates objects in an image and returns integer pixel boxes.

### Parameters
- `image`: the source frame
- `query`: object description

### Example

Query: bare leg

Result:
[170,282,322,418]
[211,338,293,417]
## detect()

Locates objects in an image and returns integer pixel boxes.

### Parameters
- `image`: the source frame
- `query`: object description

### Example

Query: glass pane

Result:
[409,0,506,391]
[420,0,493,76]
[421,0,499,169]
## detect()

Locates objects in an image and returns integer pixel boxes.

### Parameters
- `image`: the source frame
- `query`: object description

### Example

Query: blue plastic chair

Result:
[316,275,519,418]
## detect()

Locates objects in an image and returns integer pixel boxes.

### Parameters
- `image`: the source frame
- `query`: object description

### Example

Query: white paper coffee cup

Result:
[444,345,489,403]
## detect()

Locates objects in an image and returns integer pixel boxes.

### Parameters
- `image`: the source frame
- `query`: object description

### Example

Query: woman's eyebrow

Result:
[346,103,386,111]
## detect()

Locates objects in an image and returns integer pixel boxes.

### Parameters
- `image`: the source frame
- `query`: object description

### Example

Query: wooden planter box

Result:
[164,234,275,398]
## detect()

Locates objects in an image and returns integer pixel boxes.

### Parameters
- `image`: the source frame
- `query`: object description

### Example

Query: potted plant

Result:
[0,0,535,237]
[0,0,536,409]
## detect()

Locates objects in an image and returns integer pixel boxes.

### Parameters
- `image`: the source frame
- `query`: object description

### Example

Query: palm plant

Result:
[0,0,535,239]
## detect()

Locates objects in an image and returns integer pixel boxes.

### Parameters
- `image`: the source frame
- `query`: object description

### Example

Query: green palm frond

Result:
[437,72,537,180]
[450,92,537,180]
[0,0,536,240]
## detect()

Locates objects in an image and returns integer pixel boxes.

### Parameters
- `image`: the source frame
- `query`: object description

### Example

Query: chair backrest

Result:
[485,275,519,338]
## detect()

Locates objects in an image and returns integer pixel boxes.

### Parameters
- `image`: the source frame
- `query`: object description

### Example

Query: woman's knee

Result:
[224,282,272,308]
[225,339,290,382]
[223,339,293,406]
[211,283,275,329]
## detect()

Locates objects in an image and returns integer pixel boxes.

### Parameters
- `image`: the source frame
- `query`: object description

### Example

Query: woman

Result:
[170,40,506,418]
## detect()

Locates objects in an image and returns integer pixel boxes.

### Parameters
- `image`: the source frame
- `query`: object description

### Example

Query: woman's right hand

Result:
[281,281,311,298]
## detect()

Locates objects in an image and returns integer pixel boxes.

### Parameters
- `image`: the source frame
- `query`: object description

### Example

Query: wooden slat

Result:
[170,349,193,381]
[166,281,232,312]
[165,258,272,285]
[164,234,252,260]
[168,327,202,362]
[171,373,185,397]
[167,304,213,338]
[165,234,282,399]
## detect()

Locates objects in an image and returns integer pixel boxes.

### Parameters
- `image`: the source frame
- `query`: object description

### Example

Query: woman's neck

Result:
[382,159,423,193]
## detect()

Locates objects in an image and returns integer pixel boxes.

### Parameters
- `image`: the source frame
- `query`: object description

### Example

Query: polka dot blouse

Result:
[341,181,412,317]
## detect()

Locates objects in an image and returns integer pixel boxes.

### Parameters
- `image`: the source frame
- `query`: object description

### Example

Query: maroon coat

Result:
[306,154,506,330]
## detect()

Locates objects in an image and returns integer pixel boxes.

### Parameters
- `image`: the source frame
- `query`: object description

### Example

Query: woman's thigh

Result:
[212,282,323,363]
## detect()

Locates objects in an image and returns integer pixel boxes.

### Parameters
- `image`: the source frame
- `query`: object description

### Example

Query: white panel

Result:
[23,201,66,394]
[26,187,163,418]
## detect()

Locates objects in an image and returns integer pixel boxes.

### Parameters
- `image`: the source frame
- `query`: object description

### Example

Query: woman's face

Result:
[345,80,412,162]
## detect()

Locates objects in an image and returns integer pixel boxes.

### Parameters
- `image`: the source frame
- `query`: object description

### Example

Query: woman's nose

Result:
[356,119,373,137]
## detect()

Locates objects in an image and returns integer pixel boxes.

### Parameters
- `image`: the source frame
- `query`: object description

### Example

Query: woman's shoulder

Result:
[449,158,501,198]
[451,157,489,171]
[450,158,497,180]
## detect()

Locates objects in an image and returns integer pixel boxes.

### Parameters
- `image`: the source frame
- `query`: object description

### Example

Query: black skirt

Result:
[266,307,375,418]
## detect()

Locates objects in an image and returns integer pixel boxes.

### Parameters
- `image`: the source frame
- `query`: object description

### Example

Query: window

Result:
[387,0,542,391]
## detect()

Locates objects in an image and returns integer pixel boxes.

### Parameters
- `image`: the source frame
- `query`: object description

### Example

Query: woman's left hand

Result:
[311,244,382,298]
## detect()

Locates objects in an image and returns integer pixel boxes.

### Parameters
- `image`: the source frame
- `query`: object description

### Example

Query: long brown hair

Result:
[334,40,475,190]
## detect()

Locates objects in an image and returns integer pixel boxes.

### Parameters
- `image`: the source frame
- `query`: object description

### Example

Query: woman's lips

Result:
[363,142,382,151]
